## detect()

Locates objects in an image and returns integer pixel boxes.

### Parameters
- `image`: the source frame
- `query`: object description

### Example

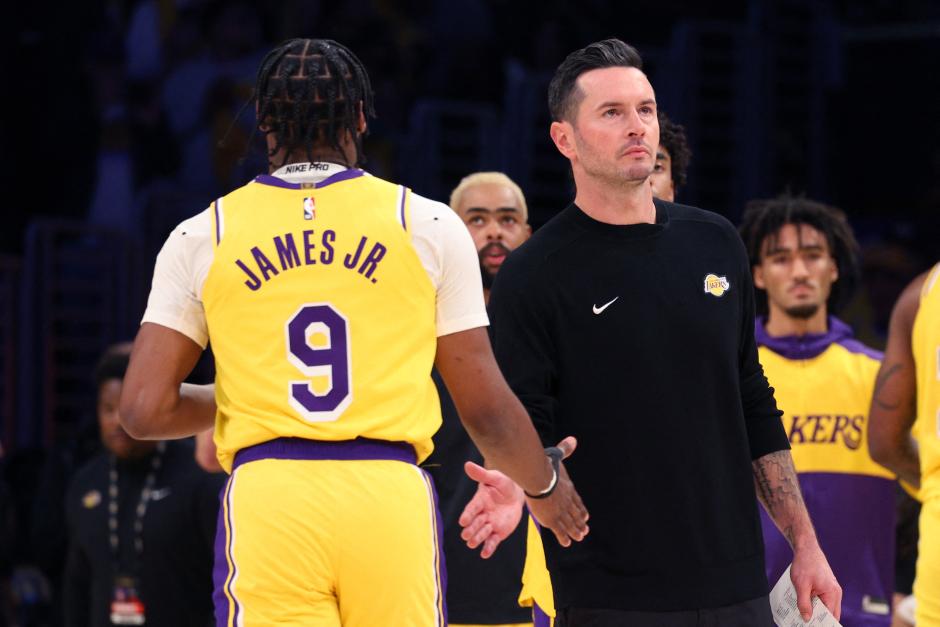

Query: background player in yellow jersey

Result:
[870,261,940,626]
[739,195,897,626]
[116,38,588,626]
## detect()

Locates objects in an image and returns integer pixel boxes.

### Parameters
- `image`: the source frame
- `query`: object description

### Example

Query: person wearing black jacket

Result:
[461,39,842,627]
[63,345,224,627]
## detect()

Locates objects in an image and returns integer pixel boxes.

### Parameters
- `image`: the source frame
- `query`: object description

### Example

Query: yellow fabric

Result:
[202,175,439,472]
[913,263,940,625]
[915,501,940,626]
[758,343,892,478]
[914,262,940,502]
[217,458,444,626]
[518,516,554,618]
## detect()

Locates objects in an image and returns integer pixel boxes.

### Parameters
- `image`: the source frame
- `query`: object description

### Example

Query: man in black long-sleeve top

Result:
[461,39,843,627]
[63,345,223,627]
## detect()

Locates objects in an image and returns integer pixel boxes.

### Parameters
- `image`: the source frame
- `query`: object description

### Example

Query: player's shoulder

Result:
[407,189,465,231]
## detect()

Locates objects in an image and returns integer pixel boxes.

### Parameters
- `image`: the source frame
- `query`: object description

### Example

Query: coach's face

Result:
[753,223,839,320]
[455,183,531,278]
[551,66,659,186]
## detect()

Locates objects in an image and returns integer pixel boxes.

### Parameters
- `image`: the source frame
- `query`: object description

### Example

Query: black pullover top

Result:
[488,199,789,612]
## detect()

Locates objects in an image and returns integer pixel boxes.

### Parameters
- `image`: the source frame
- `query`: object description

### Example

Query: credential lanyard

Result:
[108,442,166,575]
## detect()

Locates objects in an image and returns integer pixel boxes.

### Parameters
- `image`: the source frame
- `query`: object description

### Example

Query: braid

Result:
[250,38,376,169]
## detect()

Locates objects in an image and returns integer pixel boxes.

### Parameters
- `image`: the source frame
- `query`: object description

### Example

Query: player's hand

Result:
[458,463,525,558]
[791,541,842,621]
[523,436,589,549]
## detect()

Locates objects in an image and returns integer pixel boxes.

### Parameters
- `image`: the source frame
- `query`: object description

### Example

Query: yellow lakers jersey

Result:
[202,170,440,472]
[756,318,889,478]
[914,263,940,501]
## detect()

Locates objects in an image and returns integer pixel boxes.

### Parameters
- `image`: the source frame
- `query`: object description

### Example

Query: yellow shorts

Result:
[519,515,554,627]
[213,438,445,626]
[916,501,940,626]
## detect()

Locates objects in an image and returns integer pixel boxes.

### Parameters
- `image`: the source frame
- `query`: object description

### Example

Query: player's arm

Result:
[868,273,926,487]
[753,450,841,621]
[119,323,215,439]
[119,210,216,440]
[436,329,588,547]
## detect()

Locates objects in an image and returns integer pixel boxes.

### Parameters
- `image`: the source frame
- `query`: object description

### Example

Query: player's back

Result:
[914,262,940,502]
[202,168,440,471]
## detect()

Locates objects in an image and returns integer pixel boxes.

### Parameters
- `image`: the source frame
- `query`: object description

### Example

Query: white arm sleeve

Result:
[140,209,214,348]
[408,194,489,337]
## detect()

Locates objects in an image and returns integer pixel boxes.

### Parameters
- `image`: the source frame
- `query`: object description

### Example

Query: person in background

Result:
[740,194,896,626]
[64,344,223,627]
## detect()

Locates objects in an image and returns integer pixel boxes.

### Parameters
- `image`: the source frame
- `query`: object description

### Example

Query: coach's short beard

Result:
[784,303,820,320]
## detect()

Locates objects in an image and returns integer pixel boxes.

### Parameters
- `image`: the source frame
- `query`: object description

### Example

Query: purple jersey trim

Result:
[213,200,221,244]
[253,169,365,190]
[755,316,880,361]
[399,186,408,231]
[232,437,416,469]
[253,174,302,189]
[835,337,884,361]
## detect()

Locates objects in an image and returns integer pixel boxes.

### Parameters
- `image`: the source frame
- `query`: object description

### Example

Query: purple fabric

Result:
[755,316,881,361]
[761,472,895,626]
[316,168,364,188]
[253,168,365,189]
[213,477,236,627]
[399,186,408,231]
[253,174,303,189]
[213,200,221,244]
[423,468,448,627]
[533,603,552,627]
[232,437,416,470]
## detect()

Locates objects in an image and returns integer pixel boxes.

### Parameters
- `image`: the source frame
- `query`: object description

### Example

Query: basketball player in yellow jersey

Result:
[117,38,589,627]
[869,261,940,626]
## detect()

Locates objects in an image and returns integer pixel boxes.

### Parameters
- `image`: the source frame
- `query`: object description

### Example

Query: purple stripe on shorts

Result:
[533,603,551,627]
[224,475,241,627]
[232,437,416,470]
[315,168,365,188]
[213,200,221,244]
[420,469,448,627]
[213,477,233,627]
[399,186,408,231]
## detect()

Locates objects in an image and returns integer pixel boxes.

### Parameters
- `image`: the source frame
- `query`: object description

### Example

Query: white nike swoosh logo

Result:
[592,297,619,314]
[149,488,172,501]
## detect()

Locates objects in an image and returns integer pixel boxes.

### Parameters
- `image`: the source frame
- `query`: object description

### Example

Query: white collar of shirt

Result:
[270,162,350,184]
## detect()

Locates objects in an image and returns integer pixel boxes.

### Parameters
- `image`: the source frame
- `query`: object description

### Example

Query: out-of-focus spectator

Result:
[63,344,223,627]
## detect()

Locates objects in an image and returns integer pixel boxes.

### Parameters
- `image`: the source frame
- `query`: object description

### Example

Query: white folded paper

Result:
[770,565,842,627]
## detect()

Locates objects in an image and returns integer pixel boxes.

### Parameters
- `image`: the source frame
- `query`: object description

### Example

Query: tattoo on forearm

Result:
[872,363,905,411]
[753,451,806,545]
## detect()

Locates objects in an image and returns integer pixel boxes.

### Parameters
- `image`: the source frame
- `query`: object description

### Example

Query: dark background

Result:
[0,0,937,622]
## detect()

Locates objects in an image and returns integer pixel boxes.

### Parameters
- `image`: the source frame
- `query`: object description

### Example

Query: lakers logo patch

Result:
[703,273,730,297]
[303,197,315,220]
[82,490,102,509]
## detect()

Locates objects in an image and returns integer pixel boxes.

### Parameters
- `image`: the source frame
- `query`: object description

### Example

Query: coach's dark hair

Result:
[94,344,132,390]
[739,194,860,316]
[657,111,691,192]
[548,39,643,122]
[253,38,376,168]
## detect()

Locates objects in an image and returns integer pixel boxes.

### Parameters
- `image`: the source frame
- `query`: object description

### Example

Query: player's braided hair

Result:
[739,193,861,316]
[657,111,691,192]
[253,38,376,169]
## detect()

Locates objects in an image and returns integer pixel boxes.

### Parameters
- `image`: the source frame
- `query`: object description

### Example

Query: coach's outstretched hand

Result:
[459,436,588,557]
[525,437,589,549]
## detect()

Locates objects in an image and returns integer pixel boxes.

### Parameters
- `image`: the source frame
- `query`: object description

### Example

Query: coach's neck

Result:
[573,168,656,226]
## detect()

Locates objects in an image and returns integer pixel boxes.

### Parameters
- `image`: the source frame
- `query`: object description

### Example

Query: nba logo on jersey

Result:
[303,197,315,220]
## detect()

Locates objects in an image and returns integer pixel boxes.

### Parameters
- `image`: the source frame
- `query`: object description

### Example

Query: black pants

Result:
[555,595,774,627]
